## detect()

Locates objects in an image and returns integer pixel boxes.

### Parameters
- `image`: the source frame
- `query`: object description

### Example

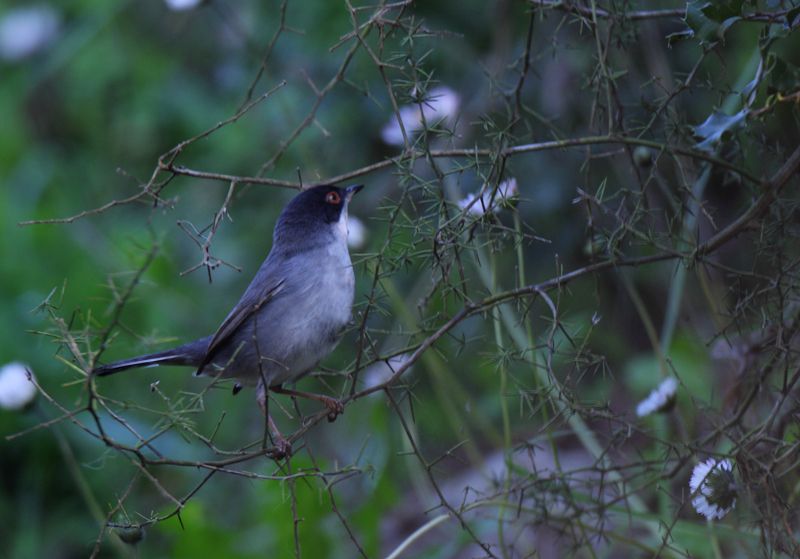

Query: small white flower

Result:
[381,86,460,146]
[0,362,38,410]
[164,0,203,11]
[635,376,678,417]
[458,178,519,216]
[347,215,367,250]
[690,458,737,520]
[0,6,59,61]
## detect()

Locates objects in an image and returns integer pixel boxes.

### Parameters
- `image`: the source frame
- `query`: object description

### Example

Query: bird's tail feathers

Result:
[92,348,195,377]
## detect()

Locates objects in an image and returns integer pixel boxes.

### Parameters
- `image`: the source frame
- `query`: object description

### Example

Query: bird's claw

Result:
[272,437,292,460]
[321,396,344,422]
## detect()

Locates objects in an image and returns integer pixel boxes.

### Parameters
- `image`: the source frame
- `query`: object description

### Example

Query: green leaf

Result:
[685,2,718,44]
[693,109,748,151]
[684,0,745,45]
[717,16,742,40]
[666,29,695,46]
[787,7,800,29]
[702,0,744,21]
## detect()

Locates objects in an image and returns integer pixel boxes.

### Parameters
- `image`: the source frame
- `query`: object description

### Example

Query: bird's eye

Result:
[325,191,341,204]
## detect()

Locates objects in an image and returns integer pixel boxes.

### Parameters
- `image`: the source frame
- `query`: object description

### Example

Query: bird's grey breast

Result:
[244,239,354,385]
[290,239,355,333]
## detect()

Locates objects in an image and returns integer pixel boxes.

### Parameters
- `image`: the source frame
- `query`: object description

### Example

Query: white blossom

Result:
[458,178,518,216]
[690,458,737,520]
[380,86,460,146]
[0,362,37,410]
[347,215,367,250]
[0,5,59,61]
[635,376,678,417]
[164,0,203,11]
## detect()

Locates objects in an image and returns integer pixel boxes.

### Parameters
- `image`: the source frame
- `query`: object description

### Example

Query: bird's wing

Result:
[198,277,286,372]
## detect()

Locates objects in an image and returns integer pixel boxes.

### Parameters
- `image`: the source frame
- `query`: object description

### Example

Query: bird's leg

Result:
[270,385,344,422]
[256,383,291,459]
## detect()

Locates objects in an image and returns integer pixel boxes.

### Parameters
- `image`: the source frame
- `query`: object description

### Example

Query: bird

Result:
[92,184,364,458]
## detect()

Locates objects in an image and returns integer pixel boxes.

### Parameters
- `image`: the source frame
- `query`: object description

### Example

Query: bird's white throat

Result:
[336,208,349,239]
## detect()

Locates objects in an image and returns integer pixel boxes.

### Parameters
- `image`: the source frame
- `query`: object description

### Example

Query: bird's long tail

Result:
[92,337,210,377]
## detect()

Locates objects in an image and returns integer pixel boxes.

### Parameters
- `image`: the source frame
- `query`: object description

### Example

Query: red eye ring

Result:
[325,191,341,204]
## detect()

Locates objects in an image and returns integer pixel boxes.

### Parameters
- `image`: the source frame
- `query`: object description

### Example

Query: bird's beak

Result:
[345,184,364,201]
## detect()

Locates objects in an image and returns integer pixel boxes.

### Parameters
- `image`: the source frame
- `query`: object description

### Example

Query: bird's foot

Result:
[256,385,293,460]
[270,385,345,422]
[319,395,345,422]
[271,436,292,460]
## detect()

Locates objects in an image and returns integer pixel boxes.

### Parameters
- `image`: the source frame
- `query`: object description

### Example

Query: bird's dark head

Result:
[273,184,363,252]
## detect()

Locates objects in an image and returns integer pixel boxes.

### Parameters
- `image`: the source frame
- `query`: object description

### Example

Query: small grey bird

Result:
[93,184,363,457]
